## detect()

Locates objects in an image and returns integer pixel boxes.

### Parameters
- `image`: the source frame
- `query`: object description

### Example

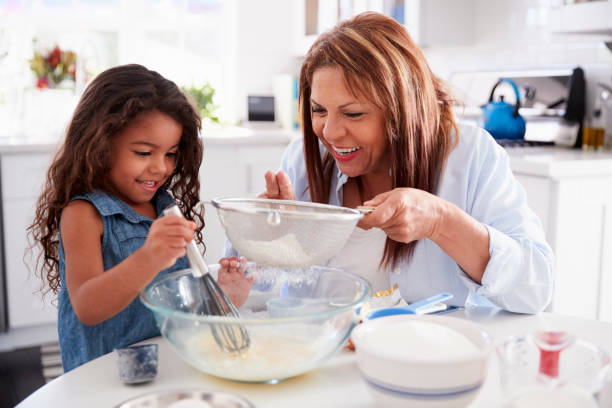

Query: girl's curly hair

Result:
[28,64,204,296]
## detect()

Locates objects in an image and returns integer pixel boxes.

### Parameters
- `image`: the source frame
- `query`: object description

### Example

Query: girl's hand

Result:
[258,170,295,200]
[138,215,196,271]
[217,256,253,307]
[357,188,445,243]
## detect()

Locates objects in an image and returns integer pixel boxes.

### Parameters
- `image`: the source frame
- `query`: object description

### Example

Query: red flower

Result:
[36,77,50,89]
[47,46,61,68]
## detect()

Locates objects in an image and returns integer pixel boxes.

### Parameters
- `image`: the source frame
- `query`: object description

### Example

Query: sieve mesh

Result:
[211,198,363,268]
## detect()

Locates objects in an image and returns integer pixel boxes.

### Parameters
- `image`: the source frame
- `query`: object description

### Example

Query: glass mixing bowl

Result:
[140,263,371,383]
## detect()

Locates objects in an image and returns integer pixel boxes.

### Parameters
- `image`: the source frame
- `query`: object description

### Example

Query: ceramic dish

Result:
[114,389,254,408]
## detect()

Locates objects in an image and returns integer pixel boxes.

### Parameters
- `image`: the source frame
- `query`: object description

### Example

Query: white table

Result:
[17,308,612,407]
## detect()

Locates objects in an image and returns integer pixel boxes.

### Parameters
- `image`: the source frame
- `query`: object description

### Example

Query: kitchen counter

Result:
[16,308,612,408]
[0,126,299,154]
[3,132,612,177]
[505,146,612,178]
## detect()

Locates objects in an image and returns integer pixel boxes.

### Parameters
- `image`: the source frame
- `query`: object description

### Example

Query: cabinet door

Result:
[237,145,288,195]
[549,0,612,35]
[4,199,57,328]
[1,152,57,329]
[293,0,475,55]
[514,174,553,242]
[199,143,289,262]
[599,202,612,322]
[552,177,612,320]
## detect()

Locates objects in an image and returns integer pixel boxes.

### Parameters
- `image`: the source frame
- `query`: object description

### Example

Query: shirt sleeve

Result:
[455,128,554,314]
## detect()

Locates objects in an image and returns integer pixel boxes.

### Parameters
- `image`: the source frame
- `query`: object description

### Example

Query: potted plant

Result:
[181,82,220,125]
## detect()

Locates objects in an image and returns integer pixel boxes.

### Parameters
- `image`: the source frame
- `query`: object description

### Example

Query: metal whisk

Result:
[163,204,250,354]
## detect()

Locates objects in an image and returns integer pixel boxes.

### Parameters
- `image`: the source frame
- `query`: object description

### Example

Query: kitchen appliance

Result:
[482,78,526,140]
[247,95,275,123]
[449,67,586,147]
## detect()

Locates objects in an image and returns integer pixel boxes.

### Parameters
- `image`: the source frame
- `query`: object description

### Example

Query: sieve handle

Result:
[163,204,209,277]
[356,205,376,214]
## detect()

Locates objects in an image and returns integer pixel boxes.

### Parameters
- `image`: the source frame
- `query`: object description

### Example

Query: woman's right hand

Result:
[139,215,196,271]
[258,170,295,200]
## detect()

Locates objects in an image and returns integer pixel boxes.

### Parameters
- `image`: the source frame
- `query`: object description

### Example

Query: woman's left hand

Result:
[358,188,445,243]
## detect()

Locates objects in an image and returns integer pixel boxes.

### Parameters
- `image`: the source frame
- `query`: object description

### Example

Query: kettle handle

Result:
[488,78,521,118]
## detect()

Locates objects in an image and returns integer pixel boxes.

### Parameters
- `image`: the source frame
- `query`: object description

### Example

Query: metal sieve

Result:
[210,198,364,268]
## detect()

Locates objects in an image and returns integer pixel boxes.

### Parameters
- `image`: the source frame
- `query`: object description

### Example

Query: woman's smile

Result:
[331,145,362,161]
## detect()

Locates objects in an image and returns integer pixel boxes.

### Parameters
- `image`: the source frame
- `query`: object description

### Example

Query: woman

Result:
[256,12,553,314]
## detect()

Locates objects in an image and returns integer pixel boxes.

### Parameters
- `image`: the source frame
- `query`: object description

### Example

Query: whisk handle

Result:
[163,204,209,276]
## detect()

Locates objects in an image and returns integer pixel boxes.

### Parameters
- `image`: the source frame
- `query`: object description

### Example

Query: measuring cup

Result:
[367,293,453,320]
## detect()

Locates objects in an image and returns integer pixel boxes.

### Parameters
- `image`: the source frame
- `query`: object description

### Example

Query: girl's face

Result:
[310,66,389,178]
[108,110,182,212]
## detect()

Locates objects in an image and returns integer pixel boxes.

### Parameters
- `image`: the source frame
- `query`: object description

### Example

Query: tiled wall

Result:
[421,0,612,123]
[423,0,612,79]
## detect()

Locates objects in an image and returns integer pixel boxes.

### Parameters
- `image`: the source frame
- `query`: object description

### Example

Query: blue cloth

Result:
[57,189,189,372]
[226,123,554,314]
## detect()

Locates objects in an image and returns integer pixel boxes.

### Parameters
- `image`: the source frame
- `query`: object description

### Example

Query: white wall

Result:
[423,0,612,78]
[423,0,612,122]
[231,0,611,123]
[419,0,612,121]
[233,0,302,123]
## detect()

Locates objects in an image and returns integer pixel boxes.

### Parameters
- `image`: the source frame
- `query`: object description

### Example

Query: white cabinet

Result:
[549,0,612,36]
[1,151,57,329]
[403,0,475,47]
[199,138,291,263]
[511,150,612,322]
[292,0,475,55]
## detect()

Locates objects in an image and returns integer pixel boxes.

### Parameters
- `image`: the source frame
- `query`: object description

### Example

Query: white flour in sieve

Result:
[238,233,312,266]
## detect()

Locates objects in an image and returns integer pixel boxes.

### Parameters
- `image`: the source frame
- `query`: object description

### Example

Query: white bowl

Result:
[351,314,491,408]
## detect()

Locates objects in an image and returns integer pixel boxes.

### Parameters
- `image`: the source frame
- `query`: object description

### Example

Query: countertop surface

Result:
[17,308,612,408]
[505,146,612,178]
[0,126,299,154]
[2,130,612,178]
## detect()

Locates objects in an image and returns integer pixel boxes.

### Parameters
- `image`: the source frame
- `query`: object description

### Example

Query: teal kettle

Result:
[481,78,526,140]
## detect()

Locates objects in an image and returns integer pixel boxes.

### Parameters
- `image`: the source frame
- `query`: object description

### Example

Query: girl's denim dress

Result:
[57,189,190,372]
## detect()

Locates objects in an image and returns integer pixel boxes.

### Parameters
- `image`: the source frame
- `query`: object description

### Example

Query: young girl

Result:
[29,64,252,372]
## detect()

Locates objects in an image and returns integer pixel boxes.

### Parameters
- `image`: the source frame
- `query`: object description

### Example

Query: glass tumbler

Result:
[497,331,611,408]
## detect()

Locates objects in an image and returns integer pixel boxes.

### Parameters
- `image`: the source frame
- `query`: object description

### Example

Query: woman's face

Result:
[310,66,389,178]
